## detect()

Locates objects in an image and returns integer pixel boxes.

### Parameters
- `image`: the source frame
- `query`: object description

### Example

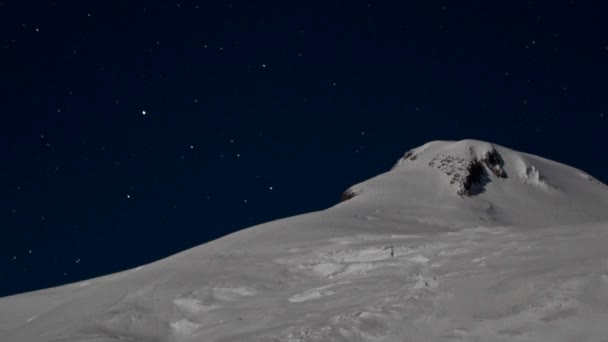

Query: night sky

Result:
[1,0,607,297]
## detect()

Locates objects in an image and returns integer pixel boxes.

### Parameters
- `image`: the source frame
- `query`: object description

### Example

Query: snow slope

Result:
[2,139,608,342]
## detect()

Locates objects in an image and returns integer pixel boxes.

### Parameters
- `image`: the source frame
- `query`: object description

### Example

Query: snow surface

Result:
[2,139,608,341]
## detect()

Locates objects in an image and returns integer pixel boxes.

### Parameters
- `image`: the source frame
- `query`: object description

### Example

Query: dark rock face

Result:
[580,173,608,189]
[482,149,507,178]
[391,150,418,170]
[460,159,486,196]
[340,187,360,202]
[428,147,507,197]
[403,150,418,161]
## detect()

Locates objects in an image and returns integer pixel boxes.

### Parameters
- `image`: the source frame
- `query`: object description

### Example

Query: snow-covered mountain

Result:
[2,139,608,342]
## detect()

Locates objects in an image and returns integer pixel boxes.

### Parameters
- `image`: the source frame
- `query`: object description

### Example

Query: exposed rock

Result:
[340,186,362,202]
[391,150,418,170]
[481,149,507,178]
[341,190,357,202]
[403,150,418,161]
[460,159,486,196]
[429,147,506,197]
[580,172,608,188]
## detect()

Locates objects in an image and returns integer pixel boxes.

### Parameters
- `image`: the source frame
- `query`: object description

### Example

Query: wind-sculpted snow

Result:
[271,224,608,341]
[2,140,608,342]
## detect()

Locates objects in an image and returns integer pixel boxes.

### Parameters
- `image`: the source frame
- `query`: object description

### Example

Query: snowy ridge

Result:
[1,139,608,342]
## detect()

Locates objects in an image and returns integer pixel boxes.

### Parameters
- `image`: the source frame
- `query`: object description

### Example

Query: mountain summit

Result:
[2,140,608,342]
[341,140,608,227]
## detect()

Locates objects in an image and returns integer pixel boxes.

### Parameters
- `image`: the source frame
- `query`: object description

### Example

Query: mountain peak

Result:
[341,140,608,227]
[395,140,507,196]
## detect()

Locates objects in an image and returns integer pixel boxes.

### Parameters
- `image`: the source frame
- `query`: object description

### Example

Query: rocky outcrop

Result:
[460,159,486,196]
[391,150,419,170]
[481,149,507,178]
[581,172,608,188]
[340,186,362,202]
[429,147,507,197]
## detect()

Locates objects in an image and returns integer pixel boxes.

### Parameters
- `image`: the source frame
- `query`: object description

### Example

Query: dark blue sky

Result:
[1,0,607,297]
